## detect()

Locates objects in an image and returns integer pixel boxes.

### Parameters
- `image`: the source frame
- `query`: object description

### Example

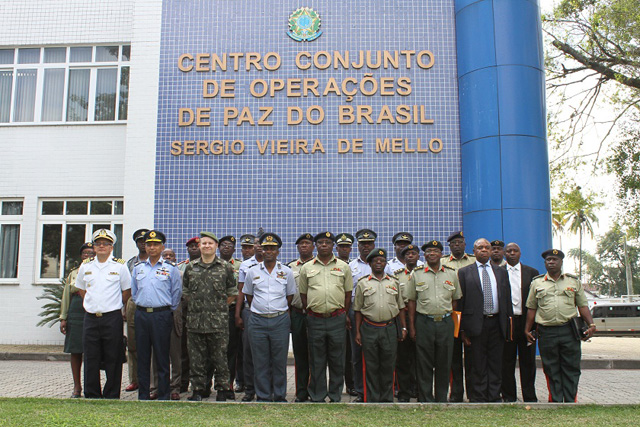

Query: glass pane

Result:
[113,200,124,215]
[0,70,12,123]
[0,49,14,64]
[40,224,62,278]
[64,224,86,275]
[90,201,112,215]
[118,66,129,120]
[66,201,88,215]
[41,68,65,121]
[13,69,37,122]
[66,69,90,122]
[95,68,117,121]
[42,201,63,215]
[95,46,119,62]
[70,47,92,63]
[92,224,111,233]
[0,224,20,279]
[17,48,40,64]
[2,201,23,215]
[44,47,66,63]
[113,224,123,258]
[122,45,131,61]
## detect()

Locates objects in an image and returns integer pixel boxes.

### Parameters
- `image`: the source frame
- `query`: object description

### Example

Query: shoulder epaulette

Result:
[443,264,455,271]
[287,259,297,267]
[83,257,94,264]
[168,261,177,267]
[112,257,125,264]
[394,268,405,275]
[565,273,579,279]
[134,260,144,266]
[387,274,398,280]
[356,275,369,283]
[532,274,545,281]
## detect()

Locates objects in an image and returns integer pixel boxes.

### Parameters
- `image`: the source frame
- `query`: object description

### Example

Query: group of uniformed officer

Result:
[65,226,596,403]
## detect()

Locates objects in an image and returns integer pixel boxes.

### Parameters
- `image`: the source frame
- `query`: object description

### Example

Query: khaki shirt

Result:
[288,258,312,310]
[353,274,404,322]
[298,256,353,314]
[526,273,588,326]
[59,268,80,320]
[406,264,462,315]
[394,266,418,304]
[441,253,476,271]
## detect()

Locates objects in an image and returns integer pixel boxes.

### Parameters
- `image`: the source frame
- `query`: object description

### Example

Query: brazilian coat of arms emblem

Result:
[287,7,322,42]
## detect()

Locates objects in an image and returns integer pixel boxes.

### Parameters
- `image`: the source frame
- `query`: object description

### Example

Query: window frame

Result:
[0,198,23,283]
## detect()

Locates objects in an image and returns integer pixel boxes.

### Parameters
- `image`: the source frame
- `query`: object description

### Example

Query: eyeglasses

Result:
[93,241,113,247]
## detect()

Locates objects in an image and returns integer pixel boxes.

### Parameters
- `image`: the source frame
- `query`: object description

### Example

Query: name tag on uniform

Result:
[84,271,92,275]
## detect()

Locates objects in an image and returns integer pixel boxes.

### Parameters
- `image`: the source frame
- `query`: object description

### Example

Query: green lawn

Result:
[0,398,638,426]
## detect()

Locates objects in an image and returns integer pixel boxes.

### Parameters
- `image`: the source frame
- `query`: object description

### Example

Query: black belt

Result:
[539,322,570,329]
[137,305,171,313]
[87,309,120,317]
[483,314,498,318]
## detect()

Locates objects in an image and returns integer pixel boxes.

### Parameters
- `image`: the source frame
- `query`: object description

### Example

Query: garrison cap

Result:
[392,232,413,244]
[200,231,219,242]
[447,230,464,242]
[186,236,200,246]
[491,240,505,248]
[92,228,116,244]
[356,229,377,242]
[219,235,236,245]
[400,244,420,257]
[336,233,355,246]
[133,228,149,242]
[541,249,564,260]
[145,230,166,244]
[366,247,387,263]
[314,231,335,243]
[240,234,255,246]
[80,242,93,253]
[422,240,444,251]
[296,233,314,244]
[260,232,282,247]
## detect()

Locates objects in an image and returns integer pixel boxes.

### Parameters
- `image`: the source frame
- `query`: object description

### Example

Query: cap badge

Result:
[553,249,558,255]
[433,240,437,245]
[149,231,157,238]
[379,250,384,255]
[402,235,409,239]
[266,236,274,242]
[325,232,330,237]
[460,231,463,236]
[363,232,370,238]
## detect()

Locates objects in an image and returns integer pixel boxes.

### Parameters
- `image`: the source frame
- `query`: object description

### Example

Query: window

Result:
[0,199,23,281]
[0,45,130,124]
[37,199,124,281]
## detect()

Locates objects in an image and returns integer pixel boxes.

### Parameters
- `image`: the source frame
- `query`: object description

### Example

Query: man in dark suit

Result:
[501,243,538,402]
[458,238,513,402]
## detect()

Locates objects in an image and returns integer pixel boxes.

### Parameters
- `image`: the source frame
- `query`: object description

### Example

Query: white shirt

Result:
[349,257,371,299]
[507,262,522,315]
[75,257,132,314]
[385,257,424,275]
[243,261,296,315]
[476,261,499,315]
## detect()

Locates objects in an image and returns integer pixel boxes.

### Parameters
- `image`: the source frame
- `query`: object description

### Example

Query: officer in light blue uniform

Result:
[131,230,182,400]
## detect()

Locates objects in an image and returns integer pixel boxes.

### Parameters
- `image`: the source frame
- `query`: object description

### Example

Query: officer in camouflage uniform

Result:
[407,240,461,402]
[525,249,596,403]
[182,231,238,401]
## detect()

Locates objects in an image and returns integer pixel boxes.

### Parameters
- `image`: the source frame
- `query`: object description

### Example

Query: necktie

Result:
[482,264,494,314]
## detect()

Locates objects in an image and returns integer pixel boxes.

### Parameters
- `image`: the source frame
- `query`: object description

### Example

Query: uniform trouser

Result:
[135,309,173,400]
[181,306,190,391]
[361,321,397,403]
[227,304,244,388]
[290,309,310,400]
[188,330,230,393]
[344,331,354,390]
[538,323,581,403]
[348,308,364,397]
[83,310,123,399]
[395,310,416,400]
[450,336,472,401]
[307,312,346,402]
[149,328,182,395]
[241,307,255,394]
[415,314,454,402]
[249,312,291,402]
[501,315,537,402]
[468,316,504,402]
[125,299,138,384]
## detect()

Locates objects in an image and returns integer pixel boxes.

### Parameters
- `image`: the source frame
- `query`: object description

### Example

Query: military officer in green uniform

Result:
[441,230,475,402]
[182,231,238,401]
[525,249,596,403]
[407,240,462,402]
[335,232,357,396]
[354,248,406,403]
[490,240,507,267]
[299,232,353,403]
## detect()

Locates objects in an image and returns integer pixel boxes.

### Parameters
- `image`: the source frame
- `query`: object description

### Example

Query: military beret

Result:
[392,232,413,244]
[541,249,564,260]
[260,232,282,247]
[422,240,444,251]
[219,235,236,245]
[145,230,166,244]
[200,231,219,242]
[132,228,149,242]
[92,228,116,244]
[80,242,93,253]
[400,244,420,257]
[186,236,200,246]
[491,240,505,248]
[296,233,314,244]
[239,234,255,246]
[356,229,377,242]
[447,230,464,242]
[314,231,335,243]
[336,233,355,245]
[366,247,387,263]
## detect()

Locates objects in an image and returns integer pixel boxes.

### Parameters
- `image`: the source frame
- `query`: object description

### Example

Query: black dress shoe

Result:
[294,396,309,402]
[354,396,365,403]
[398,397,410,402]
[234,384,245,393]
[346,388,358,397]
[201,389,212,398]
[225,390,236,400]
[70,392,82,399]
[241,393,255,402]
[188,393,202,402]
[216,391,227,402]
